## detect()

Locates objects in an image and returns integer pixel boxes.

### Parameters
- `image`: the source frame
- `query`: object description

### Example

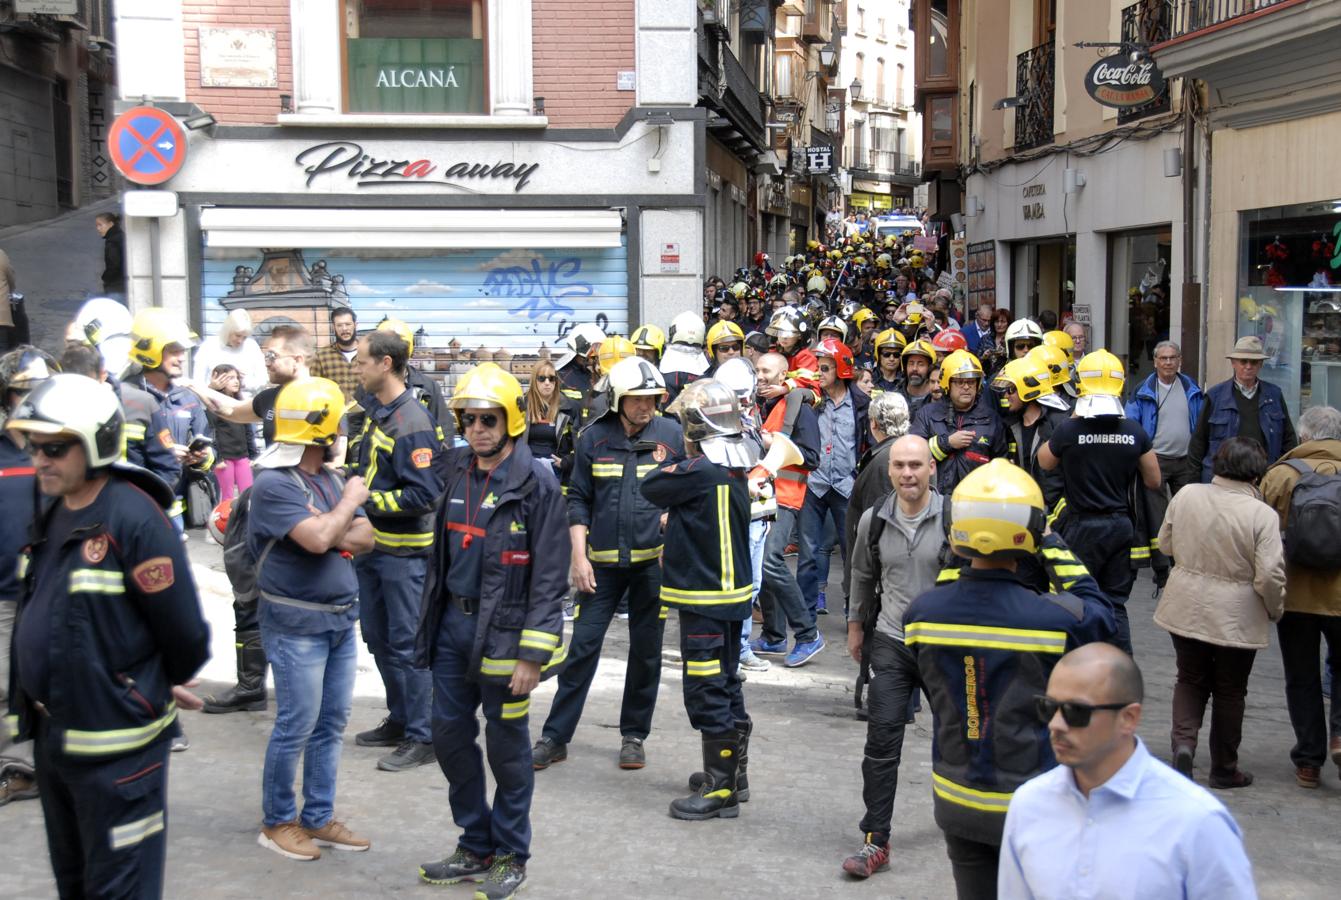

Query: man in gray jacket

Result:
[841,434,946,880]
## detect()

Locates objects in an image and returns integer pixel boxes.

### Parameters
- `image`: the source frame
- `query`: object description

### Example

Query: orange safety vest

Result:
[751,395,808,511]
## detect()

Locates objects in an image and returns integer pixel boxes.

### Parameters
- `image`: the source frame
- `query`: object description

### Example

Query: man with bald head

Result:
[999,644,1255,899]
[841,434,945,879]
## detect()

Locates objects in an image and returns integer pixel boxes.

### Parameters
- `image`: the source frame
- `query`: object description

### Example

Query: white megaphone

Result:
[750,433,805,520]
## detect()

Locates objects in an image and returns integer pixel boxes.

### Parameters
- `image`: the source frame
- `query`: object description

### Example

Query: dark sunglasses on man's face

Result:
[1035,695,1133,728]
[879,350,899,358]
[27,438,77,460]
[535,375,557,383]
[460,412,500,429]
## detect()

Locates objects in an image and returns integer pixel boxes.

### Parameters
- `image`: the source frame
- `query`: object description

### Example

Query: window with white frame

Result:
[343,0,487,114]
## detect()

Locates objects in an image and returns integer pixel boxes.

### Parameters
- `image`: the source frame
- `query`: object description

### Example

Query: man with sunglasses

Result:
[191,324,314,449]
[1000,643,1255,899]
[904,459,1116,900]
[6,374,210,898]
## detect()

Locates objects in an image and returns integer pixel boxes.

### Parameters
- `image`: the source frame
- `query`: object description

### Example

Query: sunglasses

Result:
[1034,695,1133,728]
[535,375,557,383]
[879,350,900,358]
[263,351,296,364]
[460,412,500,429]
[27,438,77,460]
[817,364,836,374]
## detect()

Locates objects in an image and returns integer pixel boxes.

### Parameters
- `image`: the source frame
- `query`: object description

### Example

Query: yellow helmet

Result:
[273,377,345,446]
[901,337,936,364]
[596,335,636,376]
[992,356,1053,404]
[377,316,416,357]
[1027,344,1070,388]
[852,308,877,331]
[807,239,821,251]
[630,323,666,357]
[828,249,843,261]
[450,362,526,437]
[949,459,1045,559]
[706,320,746,354]
[1076,349,1125,397]
[1042,330,1075,366]
[129,308,197,370]
[938,348,984,393]
[874,328,908,357]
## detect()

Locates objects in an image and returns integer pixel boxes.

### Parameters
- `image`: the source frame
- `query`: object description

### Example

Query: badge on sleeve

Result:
[411,448,433,469]
[82,534,110,564]
[653,443,668,463]
[132,557,175,593]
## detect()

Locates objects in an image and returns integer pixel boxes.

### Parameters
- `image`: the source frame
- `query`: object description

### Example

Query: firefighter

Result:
[630,324,665,366]
[705,320,746,374]
[532,357,684,771]
[991,356,1069,511]
[125,308,215,531]
[554,323,606,401]
[899,339,938,420]
[660,312,708,406]
[761,306,820,401]
[870,328,906,395]
[1037,349,1162,655]
[641,378,755,821]
[904,459,1116,899]
[348,329,445,771]
[1004,319,1045,361]
[416,363,569,900]
[911,349,1008,496]
[1042,329,1078,399]
[376,317,453,446]
[7,374,210,896]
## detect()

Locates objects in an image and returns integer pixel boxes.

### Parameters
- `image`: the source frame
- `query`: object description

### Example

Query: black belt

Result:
[450,594,479,615]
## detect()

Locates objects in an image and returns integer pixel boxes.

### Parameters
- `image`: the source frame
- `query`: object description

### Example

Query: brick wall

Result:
[533,0,635,128]
[183,0,293,125]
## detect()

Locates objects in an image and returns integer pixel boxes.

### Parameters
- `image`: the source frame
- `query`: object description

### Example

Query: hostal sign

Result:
[1084,53,1165,109]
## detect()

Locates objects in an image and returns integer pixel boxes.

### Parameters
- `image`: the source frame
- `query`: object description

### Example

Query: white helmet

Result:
[7,373,124,469]
[74,297,134,378]
[555,322,606,369]
[1004,318,1045,347]
[607,356,666,410]
[713,356,757,401]
[667,311,706,348]
[817,315,849,342]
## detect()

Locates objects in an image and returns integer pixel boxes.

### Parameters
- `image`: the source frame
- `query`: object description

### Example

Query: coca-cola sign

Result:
[1084,54,1165,109]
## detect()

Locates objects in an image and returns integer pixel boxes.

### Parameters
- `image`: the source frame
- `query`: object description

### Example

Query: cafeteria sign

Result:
[347,38,485,114]
[1084,53,1165,109]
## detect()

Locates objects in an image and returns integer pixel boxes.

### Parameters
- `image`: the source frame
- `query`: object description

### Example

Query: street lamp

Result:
[818,43,836,69]
[849,78,862,101]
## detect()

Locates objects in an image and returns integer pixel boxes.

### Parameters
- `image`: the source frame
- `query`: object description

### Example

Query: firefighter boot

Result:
[203,630,268,713]
[669,734,740,821]
[687,719,751,801]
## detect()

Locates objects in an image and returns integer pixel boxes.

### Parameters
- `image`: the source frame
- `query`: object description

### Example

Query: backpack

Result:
[1281,460,1341,569]
[221,468,340,602]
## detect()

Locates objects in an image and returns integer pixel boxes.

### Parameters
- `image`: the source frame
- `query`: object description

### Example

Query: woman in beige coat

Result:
[1155,436,1286,789]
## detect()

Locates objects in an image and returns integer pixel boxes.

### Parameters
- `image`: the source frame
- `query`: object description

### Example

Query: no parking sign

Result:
[108,107,188,186]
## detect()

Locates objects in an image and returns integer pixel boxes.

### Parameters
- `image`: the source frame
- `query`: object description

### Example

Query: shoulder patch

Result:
[158,429,175,450]
[411,447,433,469]
[82,534,109,564]
[131,557,176,594]
[652,443,668,462]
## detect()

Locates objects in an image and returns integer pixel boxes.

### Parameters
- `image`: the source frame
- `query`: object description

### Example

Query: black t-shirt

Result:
[17,502,89,703]
[252,386,279,445]
[1048,417,1151,514]
[444,455,512,600]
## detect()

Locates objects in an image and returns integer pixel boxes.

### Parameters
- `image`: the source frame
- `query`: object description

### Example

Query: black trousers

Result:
[1170,634,1256,778]
[858,632,920,839]
[944,832,1000,900]
[1277,612,1341,769]
[1059,512,1136,653]
[679,610,745,735]
[34,724,170,900]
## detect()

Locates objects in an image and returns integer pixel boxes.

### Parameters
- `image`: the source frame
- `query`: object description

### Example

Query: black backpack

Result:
[221,469,334,601]
[1281,460,1341,569]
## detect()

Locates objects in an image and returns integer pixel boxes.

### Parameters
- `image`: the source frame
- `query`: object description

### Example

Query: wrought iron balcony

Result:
[1165,0,1294,40]
[1014,39,1055,151]
[1119,1,1172,123]
[868,149,921,177]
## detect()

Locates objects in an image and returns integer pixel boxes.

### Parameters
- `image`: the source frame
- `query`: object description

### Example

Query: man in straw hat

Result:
[1188,336,1297,483]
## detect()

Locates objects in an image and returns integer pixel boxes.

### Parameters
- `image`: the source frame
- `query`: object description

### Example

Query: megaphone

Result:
[759,432,804,475]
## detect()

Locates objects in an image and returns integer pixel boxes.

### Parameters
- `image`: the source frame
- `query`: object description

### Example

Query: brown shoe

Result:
[1330,736,1341,769]
[1296,765,1321,789]
[1209,769,1254,790]
[259,822,321,861]
[306,819,371,852]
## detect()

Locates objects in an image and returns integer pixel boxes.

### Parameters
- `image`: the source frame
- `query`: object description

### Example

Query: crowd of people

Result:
[0,227,1334,900]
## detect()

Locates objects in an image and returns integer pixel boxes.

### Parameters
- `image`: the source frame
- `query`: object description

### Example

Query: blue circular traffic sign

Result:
[108,107,188,186]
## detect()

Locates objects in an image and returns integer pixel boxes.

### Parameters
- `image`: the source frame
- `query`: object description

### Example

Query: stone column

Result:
[490,0,534,116]
[291,0,341,115]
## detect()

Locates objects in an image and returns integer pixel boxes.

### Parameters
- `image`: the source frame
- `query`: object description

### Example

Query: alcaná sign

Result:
[347,37,484,114]
[1083,54,1165,109]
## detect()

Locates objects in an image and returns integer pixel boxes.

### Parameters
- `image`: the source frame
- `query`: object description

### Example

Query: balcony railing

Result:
[1120,2,1173,122]
[850,149,921,177]
[1166,0,1295,40]
[1014,39,1055,151]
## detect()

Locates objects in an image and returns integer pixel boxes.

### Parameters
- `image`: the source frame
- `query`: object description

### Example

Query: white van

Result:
[872,215,925,243]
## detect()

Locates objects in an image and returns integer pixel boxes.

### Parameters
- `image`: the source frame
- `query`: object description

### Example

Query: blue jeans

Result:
[743,519,769,654]
[759,506,817,644]
[356,551,432,742]
[260,627,357,828]
[799,487,849,617]
[432,604,534,863]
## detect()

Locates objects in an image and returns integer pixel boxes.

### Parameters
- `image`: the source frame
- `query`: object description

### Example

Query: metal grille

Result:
[1014,39,1055,151]
[1166,0,1293,39]
[1119,1,1172,123]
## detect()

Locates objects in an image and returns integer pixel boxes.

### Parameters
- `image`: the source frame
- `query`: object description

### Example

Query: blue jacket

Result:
[416,441,570,684]
[912,396,1010,495]
[1191,379,1297,482]
[1124,373,1204,451]
[348,388,445,557]
[0,434,35,603]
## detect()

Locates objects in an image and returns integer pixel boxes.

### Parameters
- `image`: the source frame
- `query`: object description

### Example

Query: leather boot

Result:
[203,631,268,713]
[686,719,751,801]
[670,733,740,821]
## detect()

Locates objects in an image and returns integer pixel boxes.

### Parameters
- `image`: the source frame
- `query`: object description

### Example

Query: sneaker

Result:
[170,733,189,753]
[816,589,828,615]
[749,637,788,657]
[532,737,568,770]
[355,716,405,748]
[474,854,526,900]
[739,651,771,672]
[842,836,891,879]
[1296,765,1321,789]
[619,736,646,770]
[783,543,799,557]
[786,635,826,668]
[306,819,371,852]
[259,821,321,861]
[420,847,493,885]
[377,740,435,772]
[0,759,37,806]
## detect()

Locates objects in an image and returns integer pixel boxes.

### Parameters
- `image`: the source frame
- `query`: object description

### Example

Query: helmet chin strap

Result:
[475,433,510,459]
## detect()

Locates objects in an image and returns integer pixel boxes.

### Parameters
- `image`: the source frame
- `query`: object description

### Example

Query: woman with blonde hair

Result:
[524,359,571,470]
[194,309,267,390]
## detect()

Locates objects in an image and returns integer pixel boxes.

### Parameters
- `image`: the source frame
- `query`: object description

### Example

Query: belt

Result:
[260,591,356,615]
[450,594,479,615]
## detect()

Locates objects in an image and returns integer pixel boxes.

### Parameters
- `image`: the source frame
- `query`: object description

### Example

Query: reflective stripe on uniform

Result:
[587,547,618,563]
[69,569,125,595]
[636,463,657,477]
[167,499,185,519]
[4,714,17,740]
[373,528,434,549]
[684,659,722,678]
[660,584,753,606]
[904,621,1067,654]
[591,464,623,478]
[371,490,402,513]
[519,629,560,652]
[501,698,530,720]
[480,644,568,678]
[659,605,668,620]
[931,772,1013,813]
[630,545,662,563]
[929,436,948,462]
[716,485,734,594]
[63,704,178,757]
[109,811,165,851]
[123,423,147,441]
[935,567,961,584]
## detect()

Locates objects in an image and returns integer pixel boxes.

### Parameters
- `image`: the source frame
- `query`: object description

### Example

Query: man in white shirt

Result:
[999,643,1256,900]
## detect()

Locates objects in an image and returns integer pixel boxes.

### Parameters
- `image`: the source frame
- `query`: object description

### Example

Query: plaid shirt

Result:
[312,342,360,402]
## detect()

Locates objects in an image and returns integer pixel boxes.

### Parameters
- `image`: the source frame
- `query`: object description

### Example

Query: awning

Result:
[199,208,624,249]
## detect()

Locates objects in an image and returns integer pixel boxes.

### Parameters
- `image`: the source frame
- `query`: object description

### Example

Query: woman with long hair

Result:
[524,360,567,468]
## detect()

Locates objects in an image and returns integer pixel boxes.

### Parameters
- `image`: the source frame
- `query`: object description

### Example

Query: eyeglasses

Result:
[263,351,296,364]
[879,350,900,358]
[1034,695,1135,728]
[27,438,77,460]
[535,375,557,383]
[817,364,836,374]
[1154,355,1181,362]
[460,412,500,429]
